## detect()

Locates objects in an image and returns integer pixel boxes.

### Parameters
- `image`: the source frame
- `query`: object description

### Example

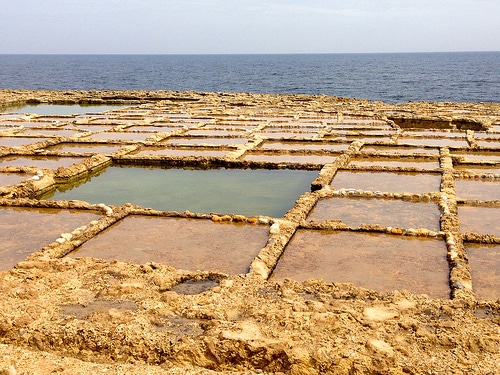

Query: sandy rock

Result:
[393,299,416,311]
[363,306,399,322]
[366,338,395,358]
[0,366,16,375]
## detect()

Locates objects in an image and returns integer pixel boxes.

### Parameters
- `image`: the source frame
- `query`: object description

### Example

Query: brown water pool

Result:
[458,205,500,237]
[451,151,500,162]
[69,216,269,274]
[397,138,468,148]
[257,132,318,140]
[361,146,439,155]
[0,172,30,186]
[331,170,441,194]
[43,143,124,154]
[349,157,439,170]
[465,243,500,301]
[0,207,100,271]
[0,137,48,147]
[83,132,154,141]
[308,197,440,231]
[21,129,82,137]
[163,137,249,146]
[61,300,136,320]
[455,179,500,201]
[476,139,500,148]
[244,153,336,164]
[134,147,229,158]
[271,230,450,299]
[260,141,348,152]
[0,156,85,169]
[125,125,184,132]
[454,165,500,175]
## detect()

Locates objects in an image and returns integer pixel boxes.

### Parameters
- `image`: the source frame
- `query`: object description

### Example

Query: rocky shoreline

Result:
[0,90,499,374]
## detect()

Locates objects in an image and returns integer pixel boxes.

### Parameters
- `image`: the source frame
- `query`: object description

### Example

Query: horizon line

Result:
[0,50,499,56]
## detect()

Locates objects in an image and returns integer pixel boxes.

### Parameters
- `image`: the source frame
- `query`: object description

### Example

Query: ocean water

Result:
[0,52,498,103]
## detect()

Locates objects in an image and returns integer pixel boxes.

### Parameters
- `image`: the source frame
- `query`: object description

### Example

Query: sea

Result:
[0,52,498,103]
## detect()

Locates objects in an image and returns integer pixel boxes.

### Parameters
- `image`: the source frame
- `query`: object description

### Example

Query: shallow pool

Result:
[0,155,85,169]
[458,205,500,237]
[465,243,500,301]
[0,137,47,147]
[331,170,441,194]
[44,143,124,154]
[308,197,440,231]
[69,216,269,274]
[0,207,100,271]
[3,104,130,116]
[41,165,318,217]
[271,230,450,298]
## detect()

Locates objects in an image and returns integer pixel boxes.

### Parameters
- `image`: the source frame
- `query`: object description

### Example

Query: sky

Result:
[0,0,499,54]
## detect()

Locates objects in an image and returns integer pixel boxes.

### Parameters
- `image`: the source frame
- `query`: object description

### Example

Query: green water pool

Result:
[40,165,317,217]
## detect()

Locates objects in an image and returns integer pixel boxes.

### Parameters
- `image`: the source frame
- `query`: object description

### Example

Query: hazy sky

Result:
[1,0,499,54]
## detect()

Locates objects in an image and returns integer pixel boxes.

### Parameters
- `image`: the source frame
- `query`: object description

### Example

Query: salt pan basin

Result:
[349,157,439,170]
[0,172,29,186]
[44,143,124,154]
[3,104,129,115]
[272,230,450,299]
[331,170,441,194]
[465,243,500,301]
[0,207,100,271]
[0,137,47,147]
[42,166,317,217]
[0,156,85,169]
[455,179,500,201]
[308,197,440,231]
[69,216,269,274]
[458,205,500,237]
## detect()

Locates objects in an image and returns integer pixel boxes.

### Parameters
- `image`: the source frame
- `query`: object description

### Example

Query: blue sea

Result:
[0,52,498,103]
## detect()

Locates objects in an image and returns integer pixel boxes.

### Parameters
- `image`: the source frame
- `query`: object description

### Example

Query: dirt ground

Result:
[1,258,499,374]
[1,90,500,374]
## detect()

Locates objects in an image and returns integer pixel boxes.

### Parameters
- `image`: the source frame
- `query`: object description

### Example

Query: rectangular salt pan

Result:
[70,216,269,274]
[0,156,85,169]
[362,146,439,155]
[349,157,439,170]
[308,197,440,231]
[244,153,337,165]
[455,180,500,201]
[83,132,154,141]
[261,142,348,152]
[271,230,450,299]
[0,172,30,186]
[45,143,124,154]
[41,166,317,217]
[458,205,500,237]
[397,138,468,147]
[331,170,441,194]
[0,207,100,271]
[3,104,129,115]
[164,137,249,146]
[0,137,47,147]
[135,147,228,157]
[465,243,500,301]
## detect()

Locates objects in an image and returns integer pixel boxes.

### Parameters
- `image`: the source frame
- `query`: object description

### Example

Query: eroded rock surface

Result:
[1,90,500,374]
